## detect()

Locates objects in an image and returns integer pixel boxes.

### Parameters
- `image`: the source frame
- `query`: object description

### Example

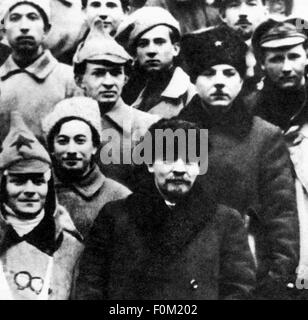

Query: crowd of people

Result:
[0,0,306,300]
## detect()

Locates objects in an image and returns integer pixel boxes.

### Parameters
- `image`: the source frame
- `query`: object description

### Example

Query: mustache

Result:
[62,156,83,161]
[16,36,35,42]
[236,18,252,25]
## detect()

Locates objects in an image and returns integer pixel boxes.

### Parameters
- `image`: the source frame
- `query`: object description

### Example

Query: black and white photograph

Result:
[0,0,307,306]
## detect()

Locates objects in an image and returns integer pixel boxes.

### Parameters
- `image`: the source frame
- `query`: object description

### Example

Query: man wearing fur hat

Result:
[179,25,299,299]
[116,6,196,118]
[0,111,83,300]
[73,18,159,189]
[0,0,80,142]
[42,97,130,239]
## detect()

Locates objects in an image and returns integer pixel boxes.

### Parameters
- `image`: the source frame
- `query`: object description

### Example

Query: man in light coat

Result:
[0,0,80,141]
[73,18,159,189]
[116,6,196,117]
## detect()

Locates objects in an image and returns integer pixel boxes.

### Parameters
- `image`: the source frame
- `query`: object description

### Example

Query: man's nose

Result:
[215,83,225,90]
[67,141,77,153]
[24,180,36,196]
[146,42,158,56]
[238,3,249,16]
[102,73,114,87]
[19,17,30,33]
[282,59,292,73]
[173,159,187,174]
[99,14,108,21]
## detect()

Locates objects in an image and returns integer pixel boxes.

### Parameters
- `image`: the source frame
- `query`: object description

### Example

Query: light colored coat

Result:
[0,50,80,141]
[132,67,196,119]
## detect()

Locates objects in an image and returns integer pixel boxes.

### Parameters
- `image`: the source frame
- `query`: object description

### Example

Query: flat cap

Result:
[74,18,132,65]
[182,24,248,80]
[252,17,308,55]
[116,6,181,54]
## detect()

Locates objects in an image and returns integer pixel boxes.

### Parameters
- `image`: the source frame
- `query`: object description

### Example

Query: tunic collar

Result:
[0,50,58,82]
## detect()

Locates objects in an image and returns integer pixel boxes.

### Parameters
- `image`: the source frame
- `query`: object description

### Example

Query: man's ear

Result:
[147,164,154,173]
[75,74,84,89]
[44,23,52,34]
[173,42,180,57]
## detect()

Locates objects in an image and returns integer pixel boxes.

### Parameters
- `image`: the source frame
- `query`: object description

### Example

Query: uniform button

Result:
[190,279,198,290]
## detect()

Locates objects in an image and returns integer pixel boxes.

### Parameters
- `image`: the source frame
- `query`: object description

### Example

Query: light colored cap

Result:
[74,18,132,65]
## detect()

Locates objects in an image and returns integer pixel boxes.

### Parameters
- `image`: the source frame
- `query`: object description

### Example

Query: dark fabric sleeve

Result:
[219,208,256,300]
[257,128,299,296]
[75,204,116,300]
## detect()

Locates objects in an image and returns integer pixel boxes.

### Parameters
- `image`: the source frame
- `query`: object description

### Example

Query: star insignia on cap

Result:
[10,135,34,151]
[215,41,223,47]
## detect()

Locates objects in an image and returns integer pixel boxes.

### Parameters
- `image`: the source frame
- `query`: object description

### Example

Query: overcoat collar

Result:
[127,175,217,256]
[0,50,58,82]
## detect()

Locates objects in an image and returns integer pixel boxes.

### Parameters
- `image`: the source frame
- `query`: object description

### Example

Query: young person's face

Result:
[4,4,47,55]
[223,0,267,40]
[53,120,97,176]
[6,173,48,217]
[262,44,307,90]
[84,0,126,36]
[79,62,127,108]
[195,64,243,111]
[136,25,180,73]
[148,157,200,201]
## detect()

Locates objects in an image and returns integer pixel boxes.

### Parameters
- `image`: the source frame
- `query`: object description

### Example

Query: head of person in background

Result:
[214,0,268,41]
[181,25,248,116]
[116,6,181,75]
[74,18,132,113]
[82,0,130,36]
[144,118,203,204]
[252,17,308,92]
[1,0,51,65]
[43,97,102,180]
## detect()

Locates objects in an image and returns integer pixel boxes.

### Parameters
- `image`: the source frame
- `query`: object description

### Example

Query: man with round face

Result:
[73,19,159,189]
[116,6,196,118]
[82,0,129,36]
[43,97,130,239]
[253,18,308,131]
[179,24,299,300]
[0,111,83,300]
[76,118,256,300]
[0,0,79,142]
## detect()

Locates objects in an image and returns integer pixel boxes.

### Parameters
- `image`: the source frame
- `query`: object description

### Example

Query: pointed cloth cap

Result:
[73,17,132,65]
[1,0,51,24]
[0,112,51,174]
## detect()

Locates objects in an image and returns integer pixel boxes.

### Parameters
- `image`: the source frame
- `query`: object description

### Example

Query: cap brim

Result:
[261,36,306,48]
[86,54,130,65]
[7,159,50,174]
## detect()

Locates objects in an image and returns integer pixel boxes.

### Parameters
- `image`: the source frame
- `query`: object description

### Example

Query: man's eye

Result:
[227,1,240,8]
[75,137,87,144]
[223,69,237,77]
[202,69,216,77]
[247,0,258,6]
[154,38,167,45]
[269,56,283,64]
[110,69,122,76]
[288,54,301,60]
[90,1,101,8]
[56,138,68,145]
[33,179,45,186]
[93,71,106,77]
[9,14,20,22]
[137,40,148,48]
[28,13,40,20]
[106,2,118,8]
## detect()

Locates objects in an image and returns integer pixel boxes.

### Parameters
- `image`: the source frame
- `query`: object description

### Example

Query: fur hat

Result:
[0,112,51,174]
[42,97,103,143]
[181,24,248,81]
[74,18,132,66]
[1,0,51,25]
[116,6,181,54]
